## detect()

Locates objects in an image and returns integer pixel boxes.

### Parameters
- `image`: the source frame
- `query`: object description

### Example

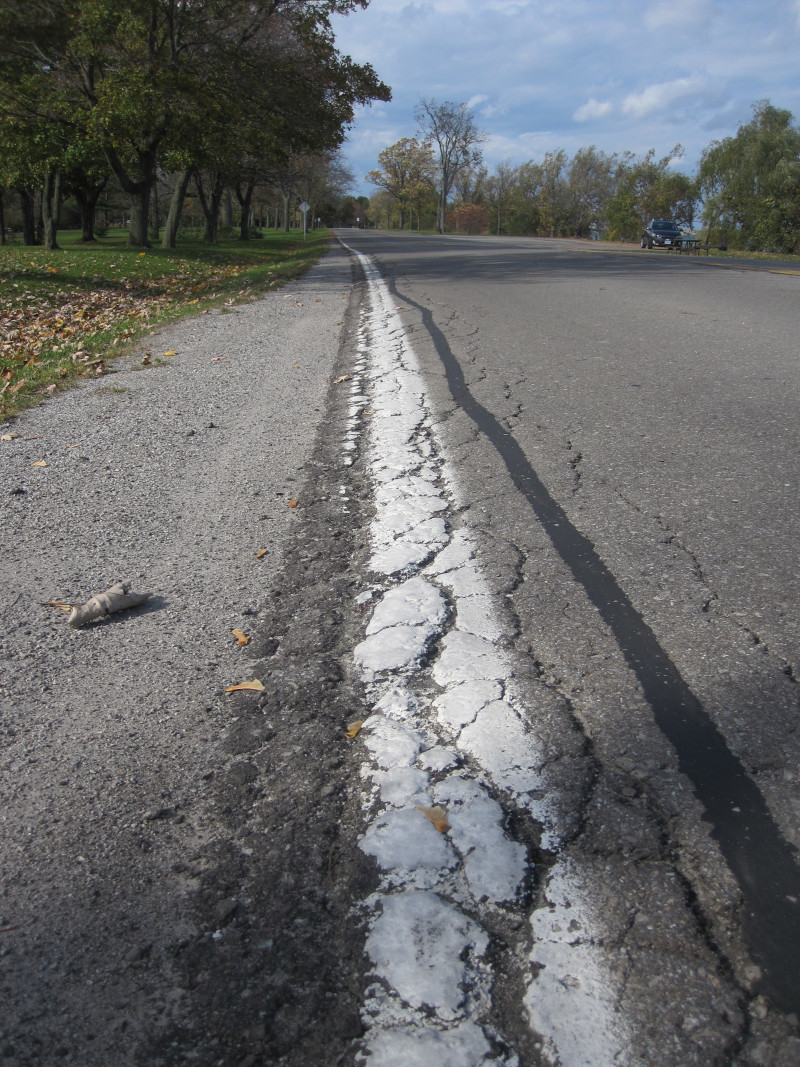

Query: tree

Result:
[537,149,569,236]
[503,151,569,237]
[366,137,434,229]
[414,98,485,233]
[567,146,616,237]
[604,147,696,240]
[485,160,517,235]
[698,101,800,252]
[450,203,489,235]
[296,152,354,228]
[0,0,389,247]
[452,164,487,207]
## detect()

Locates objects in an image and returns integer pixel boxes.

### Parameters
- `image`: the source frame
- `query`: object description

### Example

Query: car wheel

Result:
[641,236,647,248]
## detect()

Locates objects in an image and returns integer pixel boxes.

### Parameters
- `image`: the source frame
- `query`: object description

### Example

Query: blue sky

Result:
[331,0,800,195]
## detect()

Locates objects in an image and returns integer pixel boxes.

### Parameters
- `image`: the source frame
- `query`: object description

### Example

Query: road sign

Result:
[298,200,310,239]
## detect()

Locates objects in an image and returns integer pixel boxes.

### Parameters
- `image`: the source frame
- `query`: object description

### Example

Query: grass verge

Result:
[0,228,332,420]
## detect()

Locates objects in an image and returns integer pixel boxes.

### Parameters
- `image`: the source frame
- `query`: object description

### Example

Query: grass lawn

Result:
[0,228,332,420]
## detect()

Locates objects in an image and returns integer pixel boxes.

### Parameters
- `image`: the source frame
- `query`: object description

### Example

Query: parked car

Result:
[641,219,683,249]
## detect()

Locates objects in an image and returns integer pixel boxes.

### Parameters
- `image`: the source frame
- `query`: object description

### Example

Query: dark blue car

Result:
[641,219,683,248]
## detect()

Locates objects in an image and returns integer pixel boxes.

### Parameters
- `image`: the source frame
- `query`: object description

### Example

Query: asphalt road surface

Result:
[1,235,798,1067]
[335,232,800,1064]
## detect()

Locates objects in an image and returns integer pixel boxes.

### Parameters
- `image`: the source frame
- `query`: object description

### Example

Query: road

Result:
[336,232,800,1064]
[2,234,798,1066]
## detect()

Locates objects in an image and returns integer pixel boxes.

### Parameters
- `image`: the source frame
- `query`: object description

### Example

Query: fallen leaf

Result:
[162,350,176,357]
[225,680,265,693]
[1,433,19,441]
[231,629,250,647]
[416,805,451,833]
[31,460,47,467]
[141,352,152,366]
[45,600,74,612]
[288,499,299,509]
[333,374,352,385]
[210,357,230,362]
[345,720,364,739]
[254,548,268,559]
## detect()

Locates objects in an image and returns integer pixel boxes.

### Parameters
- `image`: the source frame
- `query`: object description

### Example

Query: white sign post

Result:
[298,200,310,241]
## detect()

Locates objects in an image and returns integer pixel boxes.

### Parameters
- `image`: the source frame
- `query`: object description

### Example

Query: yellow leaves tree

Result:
[366,138,435,230]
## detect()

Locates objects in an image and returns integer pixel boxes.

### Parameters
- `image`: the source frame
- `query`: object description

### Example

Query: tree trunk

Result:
[195,170,225,244]
[436,192,446,234]
[18,188,38,245]
[282,194,290,233]
[42,170,62,251]
[162,169,192,249]
[78,196,96,241]
[221,188,233,227]
[128,185,152,247]
[149,176,161,241]
[235,181,255,241]
[75,178,106,241]
[104,143,158,247]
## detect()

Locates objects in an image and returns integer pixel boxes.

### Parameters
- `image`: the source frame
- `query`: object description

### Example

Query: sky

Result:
[330,0,800,196]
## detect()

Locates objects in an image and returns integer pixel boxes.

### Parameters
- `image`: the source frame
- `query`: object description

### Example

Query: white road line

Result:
[341,244,632,1066]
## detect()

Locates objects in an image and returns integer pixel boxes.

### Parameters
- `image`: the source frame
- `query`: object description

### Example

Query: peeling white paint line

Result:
[364,891,489,1021]
[365,577,448,637]
[432,774,528,903]
[526,861,632,1066]
[342,240,626,1067]
[361,1021,496,1067]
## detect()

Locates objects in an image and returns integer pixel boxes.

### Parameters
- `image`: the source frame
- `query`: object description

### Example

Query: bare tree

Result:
[414,98,485,233]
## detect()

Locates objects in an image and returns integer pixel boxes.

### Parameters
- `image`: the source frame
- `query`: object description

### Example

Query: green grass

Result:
[0,228,332,419]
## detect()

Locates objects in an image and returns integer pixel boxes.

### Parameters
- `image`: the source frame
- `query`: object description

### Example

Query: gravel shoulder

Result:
[0,245,378,1065]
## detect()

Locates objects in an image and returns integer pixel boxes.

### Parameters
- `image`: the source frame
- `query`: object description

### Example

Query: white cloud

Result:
[622,77,704,118]
[574,97,613,122]
[644,0,714,31]
[332,0,800,193]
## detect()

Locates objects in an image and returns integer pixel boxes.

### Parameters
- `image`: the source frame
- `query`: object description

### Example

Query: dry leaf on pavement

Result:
[225,680,265,693]
[415,805,451,833]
